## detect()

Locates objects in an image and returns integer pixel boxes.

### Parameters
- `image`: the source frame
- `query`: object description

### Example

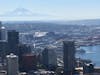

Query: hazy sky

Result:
[0,0,100,21]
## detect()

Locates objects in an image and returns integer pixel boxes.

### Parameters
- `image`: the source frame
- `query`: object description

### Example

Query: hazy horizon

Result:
[0,0,100,21]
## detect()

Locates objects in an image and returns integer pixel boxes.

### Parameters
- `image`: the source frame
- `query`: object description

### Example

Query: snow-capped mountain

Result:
[0,8,49,17]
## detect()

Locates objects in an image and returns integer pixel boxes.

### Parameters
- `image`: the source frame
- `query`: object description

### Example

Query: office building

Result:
[63,41,75,75]
[18,44,32,56]
[0,22,2,40]
[19,53,37,72]
[6,53,19,75]
[0,21,2,25]
[42,47,57,70]
[0,41,8,63]
[7,30,19,54]
[7,30,19,44]
[0,26,7,41]
[0,22,7,41]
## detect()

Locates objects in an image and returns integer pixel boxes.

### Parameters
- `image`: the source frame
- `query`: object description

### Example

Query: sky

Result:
[0,0,100,21]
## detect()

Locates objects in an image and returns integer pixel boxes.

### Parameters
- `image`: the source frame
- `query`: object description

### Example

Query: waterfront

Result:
[76,45,100,67]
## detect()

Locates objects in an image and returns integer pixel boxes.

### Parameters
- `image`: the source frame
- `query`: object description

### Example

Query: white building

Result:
[6,53,19,75]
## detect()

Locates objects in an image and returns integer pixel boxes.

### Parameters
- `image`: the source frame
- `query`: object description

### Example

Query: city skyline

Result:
[0,0,100,21]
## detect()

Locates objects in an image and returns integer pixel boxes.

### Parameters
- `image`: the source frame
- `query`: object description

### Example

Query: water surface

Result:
[76,45,100,67]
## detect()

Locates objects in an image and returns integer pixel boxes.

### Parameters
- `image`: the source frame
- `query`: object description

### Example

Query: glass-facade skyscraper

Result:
[63,41,75,75]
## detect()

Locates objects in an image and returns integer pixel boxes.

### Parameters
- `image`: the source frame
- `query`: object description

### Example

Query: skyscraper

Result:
[19,53,37,72]
[63,41,75,75]
[0,21,2,26]
[6,53,19,75]
[8,30,19,45]
[0,41,8,64]
[42,47,57,70]
[0,22,8,63]
[0,26,7,41]
[0,22,2,40]
[7,30,19,54]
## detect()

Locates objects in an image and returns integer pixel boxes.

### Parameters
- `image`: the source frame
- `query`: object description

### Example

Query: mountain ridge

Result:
[0,8,50,17]
[2,19,100,26]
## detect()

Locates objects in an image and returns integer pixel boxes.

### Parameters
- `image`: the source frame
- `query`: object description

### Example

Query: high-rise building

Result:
[0,22,2,40]
[0,22,8,63]
[8,30,19,45]
[6,53,19,75]
[0,21,2,25]
[19,53,37,72]
[7,30,19,54]
[0,22,7,41]
[63,41,75,75]
[0,41,8,63]
[0,26,7,41]
[42,47,57,70]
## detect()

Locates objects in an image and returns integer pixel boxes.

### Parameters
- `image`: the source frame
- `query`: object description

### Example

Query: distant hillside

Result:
[54,19,100,25]
[2,19,100,26]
